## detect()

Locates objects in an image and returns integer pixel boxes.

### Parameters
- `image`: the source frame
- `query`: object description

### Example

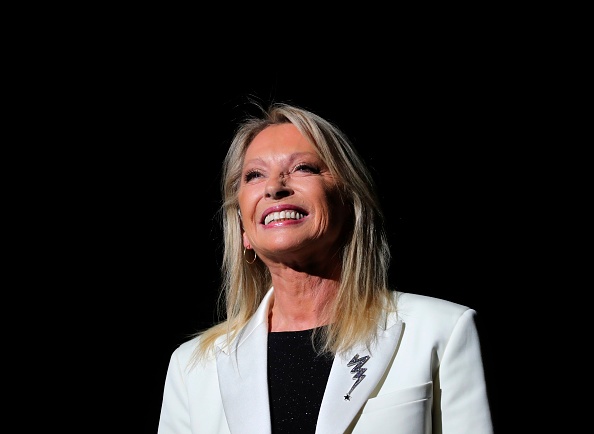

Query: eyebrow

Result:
[243,152,320,166]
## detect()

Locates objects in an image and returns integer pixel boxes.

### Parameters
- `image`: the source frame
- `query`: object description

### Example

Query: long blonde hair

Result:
[192,102,395,363]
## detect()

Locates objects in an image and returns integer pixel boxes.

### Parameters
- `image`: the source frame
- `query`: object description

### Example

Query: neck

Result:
[268,277,337,332]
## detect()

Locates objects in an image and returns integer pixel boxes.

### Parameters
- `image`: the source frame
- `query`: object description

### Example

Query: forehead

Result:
[245,124,315,159]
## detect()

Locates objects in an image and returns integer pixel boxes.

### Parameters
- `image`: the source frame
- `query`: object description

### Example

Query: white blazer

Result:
[158,289,493,434]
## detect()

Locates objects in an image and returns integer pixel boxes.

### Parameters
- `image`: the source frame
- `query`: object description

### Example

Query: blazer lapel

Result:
[215,290,275,434]
[215,289,403,434]
[315,317,403,434]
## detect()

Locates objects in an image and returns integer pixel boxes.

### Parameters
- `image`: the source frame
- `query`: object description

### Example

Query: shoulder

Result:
[393,291,477,329]
[395,291,471,313]
[170,335,201,358]
[166,335,207,371]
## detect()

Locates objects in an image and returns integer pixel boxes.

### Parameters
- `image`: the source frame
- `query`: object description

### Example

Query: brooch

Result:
[344,353,370,400]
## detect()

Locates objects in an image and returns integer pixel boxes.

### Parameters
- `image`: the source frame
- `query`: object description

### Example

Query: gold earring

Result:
[243,247,257,264]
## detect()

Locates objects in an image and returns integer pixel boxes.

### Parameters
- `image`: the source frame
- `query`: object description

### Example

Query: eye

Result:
[293,163,320,174]
[244,169,263,182]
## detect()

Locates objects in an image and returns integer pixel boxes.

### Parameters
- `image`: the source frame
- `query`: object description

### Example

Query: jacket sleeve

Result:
[158,348,192,434]
[436,308,493,434]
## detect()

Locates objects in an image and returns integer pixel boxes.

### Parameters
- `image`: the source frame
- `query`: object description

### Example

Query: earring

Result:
[243,247,257,264]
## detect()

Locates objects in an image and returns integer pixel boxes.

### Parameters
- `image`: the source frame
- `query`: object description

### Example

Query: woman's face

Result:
[238,123,348,268]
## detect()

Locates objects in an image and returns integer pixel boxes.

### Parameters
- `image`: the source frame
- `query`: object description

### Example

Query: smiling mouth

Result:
[264,210,305,225]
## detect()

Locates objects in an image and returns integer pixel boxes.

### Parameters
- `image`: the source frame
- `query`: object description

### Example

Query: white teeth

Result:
[264,211,304,225]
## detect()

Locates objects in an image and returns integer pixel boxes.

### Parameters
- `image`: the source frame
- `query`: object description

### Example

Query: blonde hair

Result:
[192,102,395,363]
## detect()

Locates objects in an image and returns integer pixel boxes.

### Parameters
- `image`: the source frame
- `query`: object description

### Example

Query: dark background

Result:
[14,8,567,431]
[84,61,528,432]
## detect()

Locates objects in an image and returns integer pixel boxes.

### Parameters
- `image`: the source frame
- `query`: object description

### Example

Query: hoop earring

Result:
[243,248,257,264]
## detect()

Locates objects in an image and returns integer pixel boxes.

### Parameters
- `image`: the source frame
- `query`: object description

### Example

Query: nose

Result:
[265,175,292,200]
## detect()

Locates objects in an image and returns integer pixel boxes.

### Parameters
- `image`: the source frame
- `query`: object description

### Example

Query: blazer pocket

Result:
[361,381,433,414]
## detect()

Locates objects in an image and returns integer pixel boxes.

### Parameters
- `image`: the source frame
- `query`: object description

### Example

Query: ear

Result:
[242,231,251,249]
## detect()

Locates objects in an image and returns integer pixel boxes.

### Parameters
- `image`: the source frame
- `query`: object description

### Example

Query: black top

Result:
[267,328,334,433]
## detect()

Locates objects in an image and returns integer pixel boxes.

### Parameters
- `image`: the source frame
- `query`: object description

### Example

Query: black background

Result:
[13,6,568,430]
[82,57,528,433]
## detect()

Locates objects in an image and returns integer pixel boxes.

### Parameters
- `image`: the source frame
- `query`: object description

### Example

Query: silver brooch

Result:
[344,354,370,400]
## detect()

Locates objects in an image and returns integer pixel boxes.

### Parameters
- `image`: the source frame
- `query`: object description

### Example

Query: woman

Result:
[158,103,493,433]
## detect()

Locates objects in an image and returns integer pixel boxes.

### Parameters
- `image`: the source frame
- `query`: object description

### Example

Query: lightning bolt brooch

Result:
[344,353,370,400]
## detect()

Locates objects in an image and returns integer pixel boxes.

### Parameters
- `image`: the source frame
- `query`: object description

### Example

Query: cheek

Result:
[237,188,258,214]
[321,189,350,228]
